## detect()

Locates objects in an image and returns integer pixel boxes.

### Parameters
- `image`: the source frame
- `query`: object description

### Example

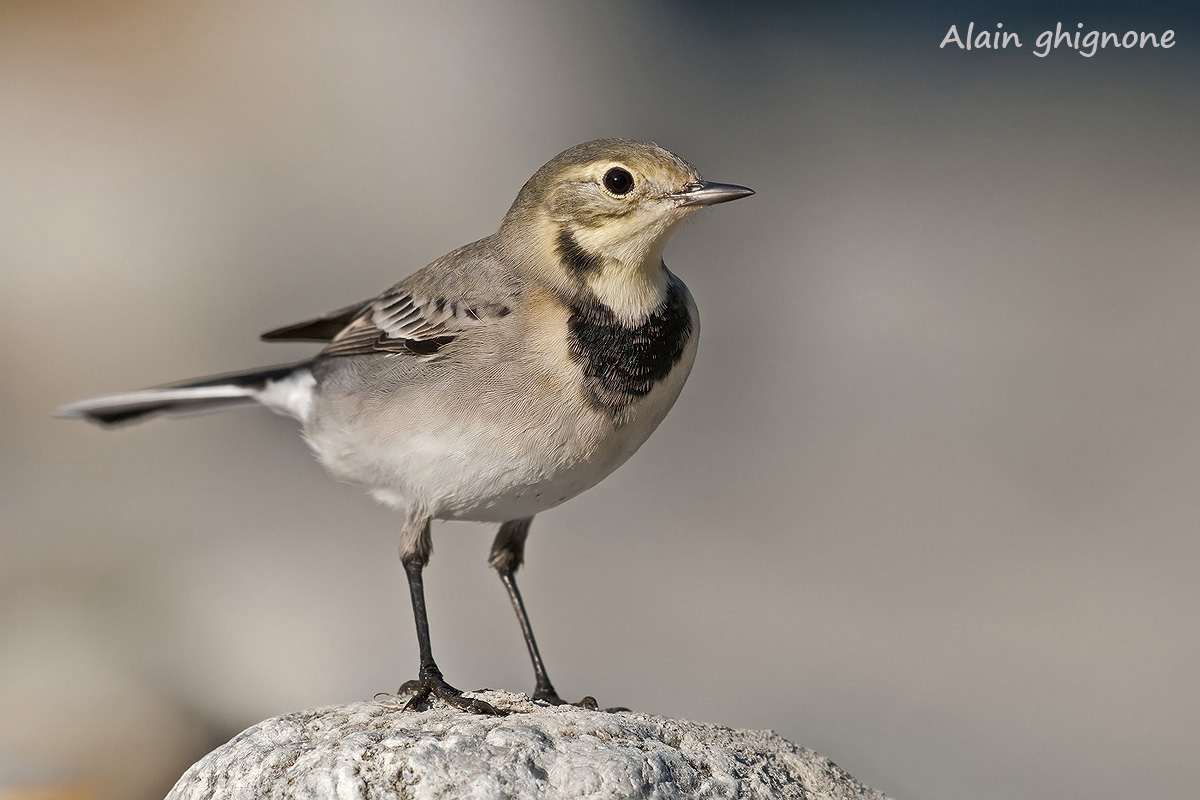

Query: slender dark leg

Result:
[490,518,597,709]
[398,510,500,715]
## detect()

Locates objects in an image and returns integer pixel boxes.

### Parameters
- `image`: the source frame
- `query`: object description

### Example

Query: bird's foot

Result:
[532,686,628,712]
[397,668,503,716]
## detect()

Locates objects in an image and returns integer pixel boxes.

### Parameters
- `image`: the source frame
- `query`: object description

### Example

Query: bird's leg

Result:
[490,518,598,710]
[398,511,500,715]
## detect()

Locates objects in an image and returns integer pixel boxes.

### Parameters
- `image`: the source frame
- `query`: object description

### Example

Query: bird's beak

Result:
[670,181,755,208]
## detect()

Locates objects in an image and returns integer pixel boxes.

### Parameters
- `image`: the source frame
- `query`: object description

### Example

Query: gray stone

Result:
[165,690,890,800]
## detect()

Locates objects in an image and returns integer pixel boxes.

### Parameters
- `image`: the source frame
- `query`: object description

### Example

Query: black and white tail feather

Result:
[53,300,363,426]
[54,361,316,426]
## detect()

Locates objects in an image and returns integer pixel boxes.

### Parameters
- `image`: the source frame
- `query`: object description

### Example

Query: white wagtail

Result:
[58,139,754,715]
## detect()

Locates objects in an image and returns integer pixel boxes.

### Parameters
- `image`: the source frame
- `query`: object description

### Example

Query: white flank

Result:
[256,368,317,423]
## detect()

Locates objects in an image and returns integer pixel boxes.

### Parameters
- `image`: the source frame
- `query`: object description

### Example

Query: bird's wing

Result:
[317,238,523,358]
[260,300,374,342]
[259,237,522,359]
[318,285,513,357]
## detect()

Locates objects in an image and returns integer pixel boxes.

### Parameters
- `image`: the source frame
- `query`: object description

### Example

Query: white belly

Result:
[302,337,697,523]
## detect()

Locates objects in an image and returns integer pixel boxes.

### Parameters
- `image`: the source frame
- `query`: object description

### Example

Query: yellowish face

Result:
[532,144,705,322]
[550,155,701,260]
[501,139,750,323]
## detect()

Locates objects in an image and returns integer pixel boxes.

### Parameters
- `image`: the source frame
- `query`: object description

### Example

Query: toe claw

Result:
[529,690,614,711]
[457,696,503,716]
[402,687,430,712]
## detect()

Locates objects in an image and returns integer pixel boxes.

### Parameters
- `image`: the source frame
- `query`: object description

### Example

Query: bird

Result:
[57,138,754,715]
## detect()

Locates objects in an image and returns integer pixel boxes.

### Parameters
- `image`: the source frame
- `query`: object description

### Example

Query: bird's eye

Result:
[603,167,634,196]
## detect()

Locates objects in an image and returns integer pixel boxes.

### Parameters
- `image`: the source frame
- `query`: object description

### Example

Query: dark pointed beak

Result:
[670,181,755,207]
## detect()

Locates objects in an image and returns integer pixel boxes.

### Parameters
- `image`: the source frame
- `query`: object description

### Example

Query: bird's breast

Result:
[566,273,697,427]
[303,276,699,522]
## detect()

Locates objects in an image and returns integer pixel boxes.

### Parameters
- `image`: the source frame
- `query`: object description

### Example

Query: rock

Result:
[165,690,890,799]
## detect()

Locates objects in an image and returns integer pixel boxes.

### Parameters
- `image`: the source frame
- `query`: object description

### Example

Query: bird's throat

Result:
[570,224,674,326]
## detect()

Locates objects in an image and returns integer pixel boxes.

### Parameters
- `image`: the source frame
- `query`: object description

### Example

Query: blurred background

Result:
[3,2,1198,798]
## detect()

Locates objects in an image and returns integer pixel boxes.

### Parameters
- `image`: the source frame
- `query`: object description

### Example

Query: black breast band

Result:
[567,276,693,421]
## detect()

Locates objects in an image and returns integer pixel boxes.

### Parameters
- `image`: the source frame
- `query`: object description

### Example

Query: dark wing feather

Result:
[261,300,373,342]
[274,237,521,358]
[319,287,512,358]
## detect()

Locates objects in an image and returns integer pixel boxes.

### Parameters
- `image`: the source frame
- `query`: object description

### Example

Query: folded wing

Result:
[320,288,511,357]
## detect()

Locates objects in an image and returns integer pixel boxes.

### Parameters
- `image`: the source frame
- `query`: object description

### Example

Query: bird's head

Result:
[499,139,753,323]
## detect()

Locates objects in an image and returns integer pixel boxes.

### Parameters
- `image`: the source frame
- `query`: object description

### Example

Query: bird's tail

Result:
[55,361,315,427]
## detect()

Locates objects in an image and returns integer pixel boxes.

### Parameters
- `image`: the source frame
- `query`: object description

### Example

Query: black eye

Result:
[603,167,634,196]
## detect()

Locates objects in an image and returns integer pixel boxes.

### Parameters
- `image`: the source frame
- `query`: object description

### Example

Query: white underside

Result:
[307,370,691,522]
[284,339,697,523]
[256,369,317,422]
